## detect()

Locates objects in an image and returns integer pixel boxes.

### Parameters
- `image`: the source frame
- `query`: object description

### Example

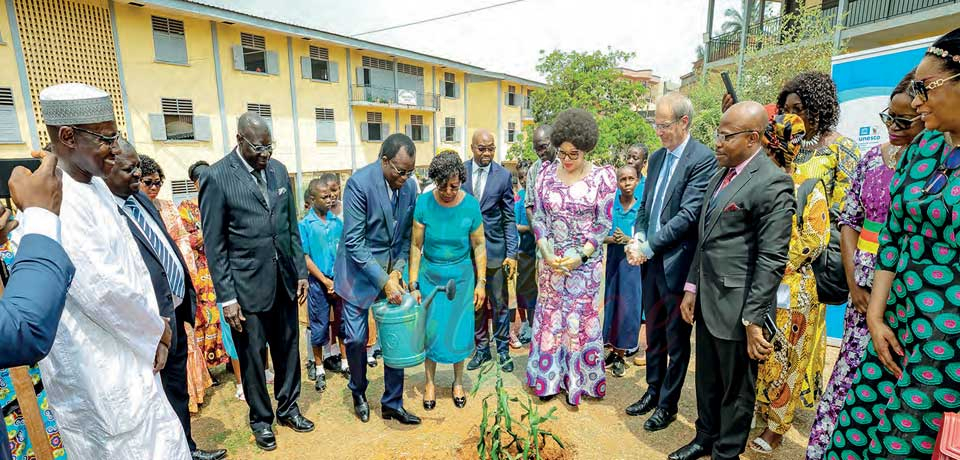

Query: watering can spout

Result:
[420,279,456,310]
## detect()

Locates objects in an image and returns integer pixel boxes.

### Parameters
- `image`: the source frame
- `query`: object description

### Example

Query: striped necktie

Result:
[124,197,185,300]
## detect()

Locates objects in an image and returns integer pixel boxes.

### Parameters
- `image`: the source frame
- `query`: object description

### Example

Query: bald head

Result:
[724,101,768,132]
[470,128,496,167]
[237,111,273,171]
[532,125,555,162]
[104,138,142,198]
[715,101,766,168]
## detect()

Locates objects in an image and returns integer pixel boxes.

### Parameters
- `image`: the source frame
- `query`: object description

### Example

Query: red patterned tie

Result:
[713,169,738,199]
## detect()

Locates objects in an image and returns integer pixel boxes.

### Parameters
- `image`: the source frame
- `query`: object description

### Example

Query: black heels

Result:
[453,384,466,408]
[423,383,436,410]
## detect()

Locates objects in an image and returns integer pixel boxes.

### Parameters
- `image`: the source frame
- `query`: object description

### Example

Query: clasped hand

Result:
[626,239,648,266]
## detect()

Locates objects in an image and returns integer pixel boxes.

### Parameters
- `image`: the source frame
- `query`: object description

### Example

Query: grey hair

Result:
[657,92,695,128]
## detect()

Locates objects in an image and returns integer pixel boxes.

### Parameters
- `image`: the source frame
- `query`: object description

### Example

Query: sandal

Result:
[749,436,779,454]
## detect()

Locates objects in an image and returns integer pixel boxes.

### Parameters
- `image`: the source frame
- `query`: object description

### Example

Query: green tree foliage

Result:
[507,48,660,165]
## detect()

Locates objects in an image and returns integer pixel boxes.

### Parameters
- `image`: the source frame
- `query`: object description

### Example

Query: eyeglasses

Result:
[879,108,921,130]
[70,125,120,147]
[923,146,960,195]
[142,179,163,188]
[654,120,679,131]
[715,130,757,143]
[386,158,415,178]
[910,73,960,103]
[475,145,496,153]
[239,135,274,154]
[557,149,582,161]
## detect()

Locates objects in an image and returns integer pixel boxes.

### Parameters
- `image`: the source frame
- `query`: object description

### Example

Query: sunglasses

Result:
[386,158,415,178]
[557,149,582,161]
[240,135,274,154]
[475,145,496,153]
[142,179,163,188]
[923,146,960,195]
[70,125,120,147]
[879,108,921,130]
[910,73,960,103]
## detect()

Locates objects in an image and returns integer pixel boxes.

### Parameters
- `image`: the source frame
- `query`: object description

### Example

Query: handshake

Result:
[625,233,649,266]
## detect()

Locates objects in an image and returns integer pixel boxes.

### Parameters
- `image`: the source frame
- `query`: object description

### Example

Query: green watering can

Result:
[372,279,456,369]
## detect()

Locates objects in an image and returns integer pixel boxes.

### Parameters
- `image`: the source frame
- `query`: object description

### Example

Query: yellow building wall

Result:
[289,39,351,173]
[501,80,524,150]
[466,78,498,149]
[0,0,31,157]
[434,67,465,156]
[397,107,434,167]
[113,4,223,189]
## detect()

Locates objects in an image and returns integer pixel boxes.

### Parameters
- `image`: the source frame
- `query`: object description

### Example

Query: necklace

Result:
[801,133,821,149]
[881,144,905,169]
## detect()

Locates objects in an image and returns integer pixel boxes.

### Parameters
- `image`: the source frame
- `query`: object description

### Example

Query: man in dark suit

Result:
[463,129,518,372]
[669,102,795,460]
[104,141,227,460]
[200,113,313,451]
[625,93,717,432]
[334,133,420,425]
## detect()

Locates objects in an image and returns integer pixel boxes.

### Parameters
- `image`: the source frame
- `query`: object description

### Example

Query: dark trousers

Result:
[694,322,758,460]
[342,299,405,411]
[231,281,302,431]
[474,265,510,355]
[159,317,195,451]
[516,252,538,327]
[643,257,692,413]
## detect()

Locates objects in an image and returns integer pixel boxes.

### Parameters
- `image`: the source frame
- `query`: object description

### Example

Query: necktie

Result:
[391,189,399,216]
[714,168,738,198]
[474,167,486,199]
[252,170,269,206]
[648,154,678,236]
[124,197,185,300]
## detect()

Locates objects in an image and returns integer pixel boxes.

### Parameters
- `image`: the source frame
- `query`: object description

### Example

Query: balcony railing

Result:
[351,85,440,111]
[705,0,959,63]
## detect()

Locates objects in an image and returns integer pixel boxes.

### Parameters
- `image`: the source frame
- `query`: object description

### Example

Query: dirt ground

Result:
[192,341,838,460]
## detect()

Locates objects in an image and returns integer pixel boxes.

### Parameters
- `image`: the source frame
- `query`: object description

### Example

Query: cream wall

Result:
[435,67,465,156]
[0,1,32,157]
[289,39,351,173]
[501,80,524,149]
[466,78,498,148]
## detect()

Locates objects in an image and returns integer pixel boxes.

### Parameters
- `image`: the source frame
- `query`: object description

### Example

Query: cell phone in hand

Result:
[721,72,738,104]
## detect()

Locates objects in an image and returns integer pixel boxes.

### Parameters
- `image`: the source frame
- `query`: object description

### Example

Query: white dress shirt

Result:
[472,163,490,199]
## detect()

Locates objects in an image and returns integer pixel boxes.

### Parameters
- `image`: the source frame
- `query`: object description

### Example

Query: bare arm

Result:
[409,220,425,292]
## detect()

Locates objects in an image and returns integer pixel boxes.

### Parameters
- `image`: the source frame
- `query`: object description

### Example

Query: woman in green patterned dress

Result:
[823,27,960,460]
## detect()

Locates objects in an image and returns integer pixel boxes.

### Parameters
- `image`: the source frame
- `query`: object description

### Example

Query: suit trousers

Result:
[341,299,405,411]
[160,318,195,451]
[693,321,758,460]
[515,252,538,327]
[474,265,510,355]
[643,257,692,413]
[231,274,303,431]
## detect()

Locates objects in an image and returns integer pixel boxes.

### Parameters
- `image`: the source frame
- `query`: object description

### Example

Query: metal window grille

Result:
[241,32,265,49]
[247,103,272,118]
[367,112,383,123]
[444,72,455,83]
[508,85,516,94]
[445,117,456,127]
[171,179,196,194]
[315,108,335,121]
[151,16,184,35]
[361,56,392,71]
[508,122,516,130]
[309,45,329,61]
[411,115,423,125]
[161,98,193,115]
[0,88,13,107]
[397,63,423,76]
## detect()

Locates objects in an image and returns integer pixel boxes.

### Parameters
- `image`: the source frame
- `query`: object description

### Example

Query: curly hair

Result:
[139,154,164,181]
[929,27,960,73]
[187,160,209,183]
[776,71,840,136]
[550,108,599,152]
[427,151,466,186]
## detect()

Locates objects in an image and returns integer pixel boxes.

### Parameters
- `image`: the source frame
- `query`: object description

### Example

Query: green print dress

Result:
[824,130,960,460]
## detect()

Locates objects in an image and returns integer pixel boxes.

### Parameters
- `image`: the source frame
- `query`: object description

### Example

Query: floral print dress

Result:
[526,161,616,405]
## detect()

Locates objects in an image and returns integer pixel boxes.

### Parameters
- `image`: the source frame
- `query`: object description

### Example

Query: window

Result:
[315,107,335,142]
[525,89,533,109]
[443,117,459,143]
[232,33,278,75]
[0,87,21,143]
[148,98,211,142]
[151,16,187,65]
[246,103,273,132]
[406,114,428,142]
[397,63,423,77]
[443,72,458,98]
[301,46,339,82]
[170,179,197,206]
[506,85,518,106]
[361,112,388,142]
[507,122,517,143]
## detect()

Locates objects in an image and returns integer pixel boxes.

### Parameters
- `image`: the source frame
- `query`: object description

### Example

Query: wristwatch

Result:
[577,248,588,263]
[742,318,753,327]
[410,281,420,291]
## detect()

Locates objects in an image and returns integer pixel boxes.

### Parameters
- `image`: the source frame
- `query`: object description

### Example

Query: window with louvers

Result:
[408,114,425,142]
[0,87,21,143]
[362,111,386,142]
[444,116,458,143]
[507,121,516,143]
[315,107,335,142]
[170,179,197,206]
[161,98,194,140]
[247,103,273,132]
[240,32,267,73]
[151,16,187,64]
[443,72,457,98]
[305,45,332,81]
[506,85,517,106]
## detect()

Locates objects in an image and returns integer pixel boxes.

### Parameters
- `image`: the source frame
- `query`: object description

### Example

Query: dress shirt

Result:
[472,163,490,199]
[17,207,61,242]
[114,194,184,307]
[299,209,342,278]
[636,135,689,257]
[684,146,763,295]
[236,148,267,184]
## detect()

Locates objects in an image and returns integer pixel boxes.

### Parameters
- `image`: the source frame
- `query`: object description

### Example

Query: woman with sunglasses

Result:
[823,27,960,460]
[806,70,923,460]
[526,108,616,406]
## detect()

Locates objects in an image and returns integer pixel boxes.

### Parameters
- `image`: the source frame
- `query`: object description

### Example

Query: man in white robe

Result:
[12,83,190,459]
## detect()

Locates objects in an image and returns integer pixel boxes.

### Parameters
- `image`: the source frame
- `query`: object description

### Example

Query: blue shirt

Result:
[515,189,536,256]
[299,209,343,278]
[611,178,644,236]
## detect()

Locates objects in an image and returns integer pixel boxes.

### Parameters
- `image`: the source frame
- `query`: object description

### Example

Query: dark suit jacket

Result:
[686,152,796,341]
[200,149,308,313]
[120,191,197,341]
[334,160,417,308]
[634,137,717,292]
[0,234,75,368]
[463,160,518,269]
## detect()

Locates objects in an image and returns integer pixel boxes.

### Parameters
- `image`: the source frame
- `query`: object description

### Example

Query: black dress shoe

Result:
[625,392,657,416]
[610,355,626,377]
[314,373,326,393]
[604,351,617,366]
[191,448,227,460]
[467,351,492,370]
[668,441,710,460]
[452,384,466,408]
[306,360,317,381]
[322,355,341,372]
[353,394,370,423]
[382,406,422,425]
[499,352,514,372]
[252,428,276,451]
[643,408,677,432]
[539,395,556,402]
[278,414,315,433]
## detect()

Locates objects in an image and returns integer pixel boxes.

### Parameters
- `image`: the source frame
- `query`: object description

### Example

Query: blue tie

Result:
[124,197,185,300]
[648,153,678,236]
[391,189,399,216]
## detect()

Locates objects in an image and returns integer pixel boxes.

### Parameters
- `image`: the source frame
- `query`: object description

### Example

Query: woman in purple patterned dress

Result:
[805,71,923,460]
[527,109,616,406]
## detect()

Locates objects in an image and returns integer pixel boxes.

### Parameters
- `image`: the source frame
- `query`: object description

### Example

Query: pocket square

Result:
[723,202,742,212]
[278,187,287,196]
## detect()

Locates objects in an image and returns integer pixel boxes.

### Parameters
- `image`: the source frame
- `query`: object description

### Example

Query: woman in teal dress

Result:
[824,28,960,459]
[409,152,487,410]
